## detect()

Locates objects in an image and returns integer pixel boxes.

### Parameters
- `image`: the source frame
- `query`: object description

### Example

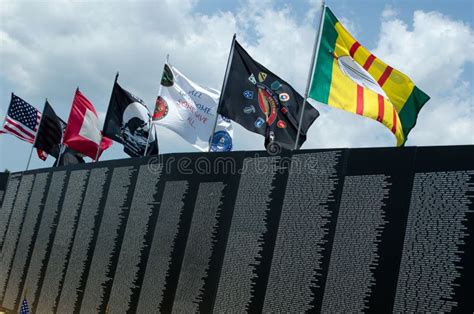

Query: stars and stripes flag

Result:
[0,93,41,144]
[19,297,30,314]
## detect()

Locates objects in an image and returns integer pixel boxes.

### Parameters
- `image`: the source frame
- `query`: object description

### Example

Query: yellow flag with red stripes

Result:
[309,6,430,146]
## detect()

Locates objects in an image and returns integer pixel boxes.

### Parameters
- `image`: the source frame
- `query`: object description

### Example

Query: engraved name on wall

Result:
[213,157,278,312]
[35,170,89,313]
[263,151,342,312]
[394,170,474,312]
[80,166,137,313]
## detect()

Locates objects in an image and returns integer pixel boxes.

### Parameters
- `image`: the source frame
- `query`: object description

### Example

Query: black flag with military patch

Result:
[103,81,159,157]
[34,101,66,159]
[218,39,319,150]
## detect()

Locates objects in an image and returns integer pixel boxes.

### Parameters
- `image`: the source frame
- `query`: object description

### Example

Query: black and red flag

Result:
[218,39,319,150]
[34,101,65,160]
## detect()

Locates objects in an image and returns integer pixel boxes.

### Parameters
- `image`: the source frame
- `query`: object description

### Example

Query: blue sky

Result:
[1,0,473,171]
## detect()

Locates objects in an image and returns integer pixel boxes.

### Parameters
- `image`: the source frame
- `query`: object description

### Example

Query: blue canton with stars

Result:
[20,298,30,314]
[8,94,39,131]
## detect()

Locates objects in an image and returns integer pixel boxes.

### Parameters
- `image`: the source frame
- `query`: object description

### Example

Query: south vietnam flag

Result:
[309,7,430,146]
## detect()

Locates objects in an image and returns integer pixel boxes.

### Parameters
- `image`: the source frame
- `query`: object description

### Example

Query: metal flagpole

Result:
[95,72,119,162]
[56,116,68,167]
[94,134,103,162]
[26,99,46,171]
[144,54,169,156]
[143,117,152,156]
[294,1,326,150]
[0,93,10,129]
[54,144,66,167]
[57,87,80,165]
[56,139,65,167]
[208,33,236,153]
[25,145,35,171]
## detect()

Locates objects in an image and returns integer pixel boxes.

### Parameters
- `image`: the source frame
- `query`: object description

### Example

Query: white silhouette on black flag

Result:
[103,80,159,157]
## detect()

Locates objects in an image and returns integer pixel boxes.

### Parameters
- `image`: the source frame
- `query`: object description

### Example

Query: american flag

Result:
[19,297,30,314]
[0,94,41,144]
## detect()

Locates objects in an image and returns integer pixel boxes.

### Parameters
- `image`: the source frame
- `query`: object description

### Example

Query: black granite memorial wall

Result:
[0,145,472,313]
[0,172,9,207]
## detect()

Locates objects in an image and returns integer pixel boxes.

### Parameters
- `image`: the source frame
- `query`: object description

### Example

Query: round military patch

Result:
[211,130,233,152]
[279,93,290,102]
[254,117,265,128]
[153,96,168,121]
[277,120,286,128]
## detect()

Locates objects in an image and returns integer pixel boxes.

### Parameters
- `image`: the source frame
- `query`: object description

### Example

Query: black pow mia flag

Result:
[34,101,65,158]
[103,81,159,157]
[218,39,319,150]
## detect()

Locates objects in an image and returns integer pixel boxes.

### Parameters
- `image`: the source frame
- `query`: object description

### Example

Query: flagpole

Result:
[95,72,119,162]
[26,98,46,171]
[56,143,65,167]
[56,122,67,167]
[94,134,103,162]
[143,117,152,156]
[58,87,79,165]
[294,1,326,150]
[144,82,162,157]
[208,33,236,152]
[25,145,35,171]
[145,54,169,157]
[0,93,11,128]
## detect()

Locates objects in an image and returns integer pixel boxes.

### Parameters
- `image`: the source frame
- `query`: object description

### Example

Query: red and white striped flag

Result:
[0,93,41,143]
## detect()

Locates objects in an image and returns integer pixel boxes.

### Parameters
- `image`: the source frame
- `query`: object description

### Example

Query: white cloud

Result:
[372,9,474,145]
[381,5,399,19]
[408,82,474,145]
[374,10,474,96]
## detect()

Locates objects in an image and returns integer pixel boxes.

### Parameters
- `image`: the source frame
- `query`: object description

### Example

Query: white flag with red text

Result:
[152,64,233,152]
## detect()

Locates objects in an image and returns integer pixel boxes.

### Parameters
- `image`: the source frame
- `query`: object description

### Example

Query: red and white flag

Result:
[63,89,112,160]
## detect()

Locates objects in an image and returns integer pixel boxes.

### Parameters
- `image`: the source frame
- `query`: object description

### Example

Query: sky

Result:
[0,0,473,172]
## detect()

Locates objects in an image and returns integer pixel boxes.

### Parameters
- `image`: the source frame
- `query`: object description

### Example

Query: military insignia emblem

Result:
[258,72,267,82]
[277,120,286,128]
[161,64,174,87]
[211,130,233,152]
[271,81,282,91]
[243,90,254,99]
[256,83,278,126]
[152,96,168,121]
[279,93,290,102]
[254,117,265,128]
[244,105,256,114]
[248,74,257,85]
